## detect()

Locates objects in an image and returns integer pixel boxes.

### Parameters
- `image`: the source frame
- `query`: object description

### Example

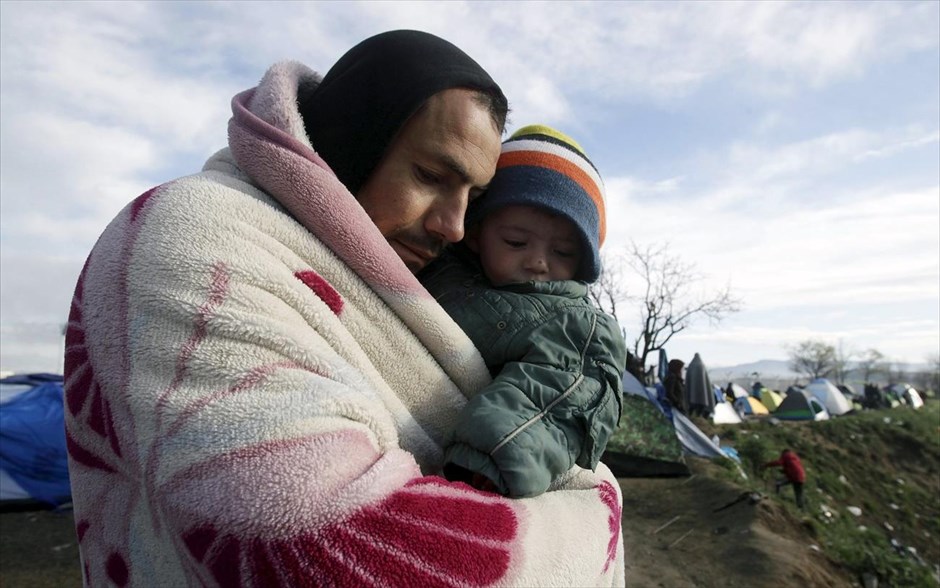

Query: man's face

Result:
[357,89,502,273]
[469,205,583,287]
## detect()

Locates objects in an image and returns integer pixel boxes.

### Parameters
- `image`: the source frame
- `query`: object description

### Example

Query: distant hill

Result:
[709,359,931,383]
[709,359,798,380]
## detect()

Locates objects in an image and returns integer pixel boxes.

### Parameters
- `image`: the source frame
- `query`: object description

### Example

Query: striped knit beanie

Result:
[467,124,606,282]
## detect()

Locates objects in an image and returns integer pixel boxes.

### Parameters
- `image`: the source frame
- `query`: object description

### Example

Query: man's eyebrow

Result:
[439,154,489,190]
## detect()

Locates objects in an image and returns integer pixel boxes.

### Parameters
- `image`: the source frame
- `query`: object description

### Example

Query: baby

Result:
[421,125,626,497]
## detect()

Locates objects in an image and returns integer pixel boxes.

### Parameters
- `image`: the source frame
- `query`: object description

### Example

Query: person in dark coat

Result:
[663,359,687,414]
[763,449,806,509]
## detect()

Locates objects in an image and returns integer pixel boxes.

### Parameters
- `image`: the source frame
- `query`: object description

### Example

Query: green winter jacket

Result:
[420,247,626,497]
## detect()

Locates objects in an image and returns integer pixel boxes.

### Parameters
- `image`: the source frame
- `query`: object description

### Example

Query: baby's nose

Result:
[527,255,547,270]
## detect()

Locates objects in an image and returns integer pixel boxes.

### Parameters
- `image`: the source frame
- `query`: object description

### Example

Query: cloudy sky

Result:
[1,1,938,374]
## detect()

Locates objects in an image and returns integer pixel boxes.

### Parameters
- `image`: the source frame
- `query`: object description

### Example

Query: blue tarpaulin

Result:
[0,374,71,508]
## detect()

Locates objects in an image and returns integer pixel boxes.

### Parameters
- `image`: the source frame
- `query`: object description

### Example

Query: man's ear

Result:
[465,225,481,253]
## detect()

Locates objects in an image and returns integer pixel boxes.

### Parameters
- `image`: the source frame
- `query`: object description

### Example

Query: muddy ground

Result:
[619,457,855,588]
[1,458,853,588]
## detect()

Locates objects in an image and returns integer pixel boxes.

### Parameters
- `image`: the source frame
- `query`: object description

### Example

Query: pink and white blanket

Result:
[64,61,625,587]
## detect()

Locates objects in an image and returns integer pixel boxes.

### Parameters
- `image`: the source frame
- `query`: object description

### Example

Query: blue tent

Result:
[657,349,669,384]
[0,373,71,509]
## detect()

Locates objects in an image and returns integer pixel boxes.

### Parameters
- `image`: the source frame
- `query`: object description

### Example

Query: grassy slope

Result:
[696,399,940,586]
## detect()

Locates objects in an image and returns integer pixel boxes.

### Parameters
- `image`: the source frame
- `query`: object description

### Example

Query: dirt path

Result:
[619,457,854,588]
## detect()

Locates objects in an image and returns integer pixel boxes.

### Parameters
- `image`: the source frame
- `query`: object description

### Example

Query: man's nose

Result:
[427,194,467,244]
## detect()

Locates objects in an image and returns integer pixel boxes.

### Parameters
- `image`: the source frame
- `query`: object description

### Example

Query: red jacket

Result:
[765,450,805,483]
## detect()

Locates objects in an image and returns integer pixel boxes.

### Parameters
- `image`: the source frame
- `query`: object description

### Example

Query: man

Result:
[64,30,625,586]
[763,449,806,509]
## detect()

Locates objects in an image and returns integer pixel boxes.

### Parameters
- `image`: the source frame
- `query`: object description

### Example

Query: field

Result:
[620,399,940,587]
[2,401,937,587]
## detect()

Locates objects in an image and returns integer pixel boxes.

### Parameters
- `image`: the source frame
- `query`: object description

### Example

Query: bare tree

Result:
[886,362,909,386]
[590,242,742,371]
[924,353,940,396]
[587,251,629,337]
[787,339,837,380]
[831,339,855,385]
[911,359,938,397]
[856,348,886,384]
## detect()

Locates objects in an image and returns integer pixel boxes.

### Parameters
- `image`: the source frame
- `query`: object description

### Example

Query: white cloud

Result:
[607,177,940,307]
[1,2,240,147]
[860,130,940,161]
[718,127,939,194]
[602,118,939,366]
[0,111,161,251]
[0,339,66,375]
[479,1,939,106]
[1,1,937,371]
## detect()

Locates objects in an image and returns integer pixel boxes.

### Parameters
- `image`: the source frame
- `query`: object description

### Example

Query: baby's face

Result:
[471,205,582,286]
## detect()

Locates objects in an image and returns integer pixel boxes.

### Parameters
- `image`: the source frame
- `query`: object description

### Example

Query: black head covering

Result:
[299,30,506,195]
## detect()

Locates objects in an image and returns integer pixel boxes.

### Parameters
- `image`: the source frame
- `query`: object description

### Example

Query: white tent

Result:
[727,383,750,399]
[712,402,743,424]
[888,384,924,409]
[805,378,852,416]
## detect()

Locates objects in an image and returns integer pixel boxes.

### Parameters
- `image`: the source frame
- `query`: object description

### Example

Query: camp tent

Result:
[604,372,690,477]
[672,411,725,459]
[0,374,71,510]
[759,388,784,412]
[657,349,669,384]
[805,378,852,416]
[726,383,750,400]
[713,385,725,405]
[711,384,742,424]
[774,390,830,421]
[712,402,743,424]
[837,384,860,402]
[906,388,925,409]
[887,384,924,409]
[733,396,769,416]
[784,385,805,397]
[607,369,737,475]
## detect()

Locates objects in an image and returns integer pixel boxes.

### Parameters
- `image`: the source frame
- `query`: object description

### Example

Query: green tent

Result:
[774,390,830,421]
[759,388,784,412]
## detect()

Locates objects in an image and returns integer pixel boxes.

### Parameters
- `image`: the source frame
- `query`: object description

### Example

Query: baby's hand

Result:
[443,463,499,493]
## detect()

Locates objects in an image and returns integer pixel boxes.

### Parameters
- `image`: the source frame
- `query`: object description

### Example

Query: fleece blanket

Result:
[64,61,625,587]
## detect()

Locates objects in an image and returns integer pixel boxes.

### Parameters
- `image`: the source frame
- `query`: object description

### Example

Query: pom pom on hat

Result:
[468,124,606,282]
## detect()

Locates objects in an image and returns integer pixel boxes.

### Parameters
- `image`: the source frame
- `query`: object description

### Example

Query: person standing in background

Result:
[664,359,687,414]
